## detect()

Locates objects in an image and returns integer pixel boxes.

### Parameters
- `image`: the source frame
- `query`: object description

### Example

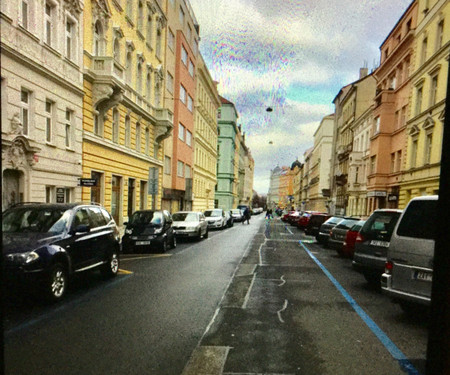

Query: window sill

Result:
[136,30,145,40]
[46,142,57,148]
[64,57,81,70]
[146,42,153,51]
[18,25,40,43]
[65,147,76,152]
[43,43,62,58]
[125,16,135,28]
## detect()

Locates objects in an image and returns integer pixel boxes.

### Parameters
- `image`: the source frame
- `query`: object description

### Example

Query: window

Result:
[21,0,29,29]
[188,60,194,76]
[45,2,54,46]
[394,110,400,130]
[181,45,188,65]
[65,19,74,60]
[137,1,144,31]
[136,122,141,151]
[425,133,433,164]
[410,138,418,168]
[430,74,438,106]
[185,164,191,178]
[180,85,186,104]
[146,14,152,44]
[94,21,104,56]
[114,38,120,62]
[186,129,192,146]
[355,167,359,183]
[403,59,410,82]
[167,72,174,93]
[45,186,54,203]
[177,161,184,177]
[397,200,436,239]
[187,95,193,111]
[126,52,132,84]
[416,86,423,115]
[370,156,376,174]
[178,123,185,141]
[112,108,119,143]
[187,24,192,41]
[390,153,395,173]
[45,100,53,143]
[156,27,162,57]
[436,20,444,50]
[126,0,133,19]
[20,89,30,136]
[145,128,150,154]
[137,63,143,94]
[400,105,407,127]
[94,113,103,137]
[374,117,380,134]
[168,29,175,51]
[125,116,131,147]
[164,156,171,175]
[146,71,152,101]
[193,39,198,56]
[155,81,161,107]
[65,109,72,148]
[421,37,428,64]
[179,6,185,24]
[396,151,402,172]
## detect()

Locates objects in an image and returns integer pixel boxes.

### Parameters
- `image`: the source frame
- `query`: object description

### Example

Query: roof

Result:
[219,95,234,105]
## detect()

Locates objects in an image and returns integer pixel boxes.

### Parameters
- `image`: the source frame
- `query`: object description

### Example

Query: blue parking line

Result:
[299,241,421,375]
[5,274,132,337]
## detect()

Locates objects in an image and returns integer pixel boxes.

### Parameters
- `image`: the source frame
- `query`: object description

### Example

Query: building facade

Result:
[399,0,448,206]
[161,0,199,212]
[1,0,85,210]
[367,1,418,212]
[192,53,220,211]
[81,0,173,225]
[215,96,239,210]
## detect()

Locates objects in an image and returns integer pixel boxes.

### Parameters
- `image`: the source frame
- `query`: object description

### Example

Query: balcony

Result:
[374,89,396,109]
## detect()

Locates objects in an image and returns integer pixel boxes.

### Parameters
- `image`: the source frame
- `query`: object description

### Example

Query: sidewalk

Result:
[182,217,411,375]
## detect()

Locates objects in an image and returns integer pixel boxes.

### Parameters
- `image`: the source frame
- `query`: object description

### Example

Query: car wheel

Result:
[161,238,168,253]
[203,228,209,239]
[101,250,119,278]
[172,235,177,249]
[363,272,381,287]
[45,263,68,302]
[196,229,202,241]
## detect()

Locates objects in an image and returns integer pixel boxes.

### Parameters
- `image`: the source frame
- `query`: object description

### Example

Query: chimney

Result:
[360,67,369,79]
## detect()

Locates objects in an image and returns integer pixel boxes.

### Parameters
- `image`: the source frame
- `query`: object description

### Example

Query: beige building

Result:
[192,53,220,212]
[301,147,313,210]
[399,0,448,206]
[1,0,84,210]
[308,114,334,212]
[243,148,255,207]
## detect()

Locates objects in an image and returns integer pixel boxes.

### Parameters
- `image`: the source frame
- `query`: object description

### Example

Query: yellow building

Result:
[399,0,448,207]
[193,54,220,211]
[82,0,173,224]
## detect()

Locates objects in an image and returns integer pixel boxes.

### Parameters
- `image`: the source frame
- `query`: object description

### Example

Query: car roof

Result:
[371,209,403,213]
[7,202,81,210]
[409,195,438,201]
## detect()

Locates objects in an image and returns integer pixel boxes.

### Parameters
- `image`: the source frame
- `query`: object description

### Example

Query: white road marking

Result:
[285,226,293,235]
[242,272,257,309]
[277,299,289,323]
[278,275,286,287]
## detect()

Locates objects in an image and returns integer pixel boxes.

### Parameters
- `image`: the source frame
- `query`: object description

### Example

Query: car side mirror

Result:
[71,224,90,235]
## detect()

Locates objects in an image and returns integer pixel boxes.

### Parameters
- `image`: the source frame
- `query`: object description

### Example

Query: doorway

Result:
[2,169,24,211]
[128,178,135,218]
[111,175,121,224]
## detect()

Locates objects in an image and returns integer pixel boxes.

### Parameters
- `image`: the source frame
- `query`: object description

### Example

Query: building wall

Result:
[1,0,84,210]
[399,0,448,207]
[192,54,220,212]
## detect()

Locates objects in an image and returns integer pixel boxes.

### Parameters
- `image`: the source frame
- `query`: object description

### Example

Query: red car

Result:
[341,220,366,258]
[289,211,303,226]
[281,211,295,222]
[297,211,321,230]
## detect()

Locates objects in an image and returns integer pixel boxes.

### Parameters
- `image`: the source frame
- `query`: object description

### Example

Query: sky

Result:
[189,0,412,194]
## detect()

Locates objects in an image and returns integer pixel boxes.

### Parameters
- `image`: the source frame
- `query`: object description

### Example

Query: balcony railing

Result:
[90,56,125,85]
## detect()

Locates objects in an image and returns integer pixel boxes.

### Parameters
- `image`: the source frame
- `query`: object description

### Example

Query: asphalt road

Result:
[4,215,428,375]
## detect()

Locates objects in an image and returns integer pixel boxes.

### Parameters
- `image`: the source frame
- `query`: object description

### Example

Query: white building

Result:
[1,0,84,210]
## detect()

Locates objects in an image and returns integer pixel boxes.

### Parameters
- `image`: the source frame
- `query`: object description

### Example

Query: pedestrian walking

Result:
[243,207,251,225]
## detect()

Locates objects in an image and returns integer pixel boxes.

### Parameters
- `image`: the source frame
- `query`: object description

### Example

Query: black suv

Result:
[3,203,120,301]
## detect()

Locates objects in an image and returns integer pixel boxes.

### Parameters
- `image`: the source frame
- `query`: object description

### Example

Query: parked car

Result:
[287,211,302,225]
[341,220,366,258]
[230,208,244,222]
[328,217,362,255]
[252,207,263,214]
[172,211,208,240]
[122,210,176,253]
[316,216,344,244]
[297,211,321,230]
[304,213,331,237]
[225,211,234,227]
[204,209,227,229]
[3,202,120,301]
[352,209,403,286]
[382,196,437,312]
[281,210,295,222]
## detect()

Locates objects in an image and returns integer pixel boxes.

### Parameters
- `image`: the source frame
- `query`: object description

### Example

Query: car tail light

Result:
[385,261,393,274]
[356,233,365,243]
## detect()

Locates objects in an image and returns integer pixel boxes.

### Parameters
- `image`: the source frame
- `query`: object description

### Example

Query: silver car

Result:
[204,209,226,229]
[172,211,208,240]
[382,196,437,312]
[230,208,244,222]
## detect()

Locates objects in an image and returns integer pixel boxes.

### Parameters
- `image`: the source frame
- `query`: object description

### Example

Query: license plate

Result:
[370,240,390,247]
[136,241,151,245]
[413,270,433,282]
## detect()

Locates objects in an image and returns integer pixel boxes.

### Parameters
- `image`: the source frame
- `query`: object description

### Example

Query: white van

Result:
[381,195,437,311]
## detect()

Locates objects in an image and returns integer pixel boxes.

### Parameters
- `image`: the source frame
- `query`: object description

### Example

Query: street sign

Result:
[78,178,97,187]
[56,188,65,203]
[148,167,159,195]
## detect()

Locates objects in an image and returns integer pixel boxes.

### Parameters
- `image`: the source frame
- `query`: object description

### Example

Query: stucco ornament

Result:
[2,137,39,169]
[10,113,23,135]
[92,0,111,29]
[64,0,83,14]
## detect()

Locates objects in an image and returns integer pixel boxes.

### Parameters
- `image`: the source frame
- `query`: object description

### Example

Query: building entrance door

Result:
[128,178,135,218]
[2,169,23,211]
[111,175,121,224]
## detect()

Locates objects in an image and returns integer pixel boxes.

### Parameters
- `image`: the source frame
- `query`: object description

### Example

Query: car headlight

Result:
[7,251,40,264]
[125,229,133,235]
[154,228,163,234]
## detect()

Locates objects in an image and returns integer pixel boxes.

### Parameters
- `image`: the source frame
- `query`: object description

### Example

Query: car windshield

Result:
[173,213,198,222]
[129,211,163,226]
[231,209,241,214]
[205,210,222,217]
[324,217,342,225]
[2,207,72,234]
[335,219,360,230]
[361,211,402,239]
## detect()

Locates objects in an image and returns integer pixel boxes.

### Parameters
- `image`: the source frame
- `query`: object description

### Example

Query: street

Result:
[4,215,428,375]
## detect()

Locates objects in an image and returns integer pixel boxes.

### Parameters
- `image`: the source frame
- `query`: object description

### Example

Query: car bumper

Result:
[174,230,198,237]
[317,232,330,243]
[352,253,386,273]
[122,235,163,252]
[328,238,344,250]
[207,221,223,228]
[381,273,431,305]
